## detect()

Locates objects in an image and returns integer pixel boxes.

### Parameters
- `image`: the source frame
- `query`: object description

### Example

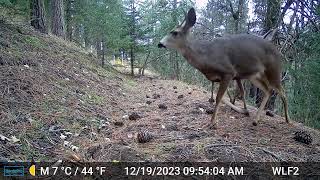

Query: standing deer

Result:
[158,8,290,129]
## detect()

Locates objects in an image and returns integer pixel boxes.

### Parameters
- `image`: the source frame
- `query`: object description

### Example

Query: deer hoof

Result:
[244,110,250,116]
[202,122,217,130]
[208,98,215,104]
[252,121,258,126]
[211,124,218,129]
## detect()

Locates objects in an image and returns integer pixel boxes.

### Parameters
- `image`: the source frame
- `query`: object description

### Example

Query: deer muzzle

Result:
[158,43,166,48]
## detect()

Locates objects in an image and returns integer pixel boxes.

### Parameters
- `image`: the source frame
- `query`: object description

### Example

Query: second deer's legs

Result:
[250,77,271,126]
[236,79,249,116]
[209,81,215,104]
[206,76,232,129]
[275,85,290,123]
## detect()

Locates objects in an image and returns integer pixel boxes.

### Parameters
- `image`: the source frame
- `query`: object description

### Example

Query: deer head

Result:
[158,8,196,50]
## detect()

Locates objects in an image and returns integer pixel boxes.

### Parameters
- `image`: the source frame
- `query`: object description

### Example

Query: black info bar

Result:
[0,162,319,179]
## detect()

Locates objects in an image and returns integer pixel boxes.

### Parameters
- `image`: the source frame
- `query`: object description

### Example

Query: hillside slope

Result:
[0,22,319,162]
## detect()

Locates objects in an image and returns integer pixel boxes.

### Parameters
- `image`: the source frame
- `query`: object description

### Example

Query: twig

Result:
[257,147,284,161]
[206,144,241,148]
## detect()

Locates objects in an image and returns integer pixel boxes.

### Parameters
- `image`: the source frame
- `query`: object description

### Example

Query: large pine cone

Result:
[294,131,313,145]
[137,130,152,143]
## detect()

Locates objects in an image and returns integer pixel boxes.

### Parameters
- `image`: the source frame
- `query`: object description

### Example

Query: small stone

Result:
[222,133,230,138]
[208,97,215,103]
[205,108,214,114]
[173,86,177,89]
[266,110,275,117]
[152,93,161,99]
[146,95,150,98]
[76,89,85,95]
[188,92,192,94]
[178,95,184,99]
[146,101,152,105]
[158,104,167,110]
[174,91,178,93]
[191,109,201,114]
[114,121,124,126]
[166,124,178,131]
[129,112,141,120]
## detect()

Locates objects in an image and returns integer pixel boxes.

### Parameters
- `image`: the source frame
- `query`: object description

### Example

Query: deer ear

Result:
[186,8,196,27]
[182,8,196,32]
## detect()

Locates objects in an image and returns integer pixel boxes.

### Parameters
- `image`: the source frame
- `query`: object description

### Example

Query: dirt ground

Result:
[98,77,320,162]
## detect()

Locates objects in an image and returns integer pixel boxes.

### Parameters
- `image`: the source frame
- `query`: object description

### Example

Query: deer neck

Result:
[178,40,202,69]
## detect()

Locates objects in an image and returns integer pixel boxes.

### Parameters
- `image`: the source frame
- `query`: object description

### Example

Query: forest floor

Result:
[0,22,320,163]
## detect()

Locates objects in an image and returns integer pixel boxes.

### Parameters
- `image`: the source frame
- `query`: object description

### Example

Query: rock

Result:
[174,91,178,93]
[205,108,214,114]
[190,108,201,114]
[173,86,177,89]
[166,124,178,131]
[146,101,152,105]
[86,145,102,159]
[158,104,167,110]
[152,93,161,99]
[114,121,124,127]
[178,95,184,99]
[146,95,150,98]
[208,97,215,103]
[188,92,192,94]
[266,110,275,117]
[129,112,141,120]
[76,89,85,95]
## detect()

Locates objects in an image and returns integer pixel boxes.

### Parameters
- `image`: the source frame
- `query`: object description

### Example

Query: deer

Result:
[158,8,290,129]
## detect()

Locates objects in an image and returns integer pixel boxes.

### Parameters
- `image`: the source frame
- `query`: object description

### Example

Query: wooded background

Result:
[0,0,319,128]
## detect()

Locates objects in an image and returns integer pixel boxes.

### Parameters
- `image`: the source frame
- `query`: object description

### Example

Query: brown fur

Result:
[158,8,290,128]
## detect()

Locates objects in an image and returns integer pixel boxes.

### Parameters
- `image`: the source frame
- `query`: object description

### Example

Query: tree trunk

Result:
[51,0,65,38]
[101,38,105,67]
[30,0,47,34]
[235,0,244,33]
[84,25,90,48]
[129,0,136,77]
[174,52,180,80]
[141,50,151,76]
[130,46,134,76]
[96,39,101,59]
[65,0,74,41]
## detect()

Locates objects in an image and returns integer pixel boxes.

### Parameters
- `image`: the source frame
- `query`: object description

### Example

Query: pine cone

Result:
[137,130,152,143]
[294,131,313,145]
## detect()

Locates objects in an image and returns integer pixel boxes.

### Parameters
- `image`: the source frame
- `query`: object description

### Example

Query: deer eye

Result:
[171,31,178,36]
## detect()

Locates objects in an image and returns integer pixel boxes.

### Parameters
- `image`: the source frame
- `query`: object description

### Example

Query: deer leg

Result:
[250,78,271,126]
[275,85,290,123]
[204,76,232,129]
[227,89,234,104]
[209,81,215,104]
[236,79,249,116]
